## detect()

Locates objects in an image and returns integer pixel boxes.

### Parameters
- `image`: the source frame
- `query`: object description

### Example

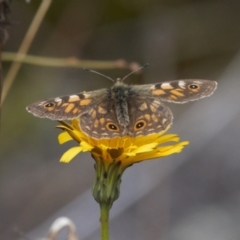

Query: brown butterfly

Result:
[26,69,217,139]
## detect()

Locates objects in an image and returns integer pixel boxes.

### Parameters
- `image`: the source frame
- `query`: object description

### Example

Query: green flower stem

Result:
[100,203,111,240]
[92,154,127,240]
[92,156,125,205]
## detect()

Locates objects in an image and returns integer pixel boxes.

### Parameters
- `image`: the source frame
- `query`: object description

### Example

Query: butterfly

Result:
[26,70,217,139]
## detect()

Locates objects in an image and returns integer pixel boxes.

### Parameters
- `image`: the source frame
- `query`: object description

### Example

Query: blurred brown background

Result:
[1,0,240,239]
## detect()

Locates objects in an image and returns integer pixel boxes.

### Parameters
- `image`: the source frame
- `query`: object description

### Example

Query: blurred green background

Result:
[1,0,240,239]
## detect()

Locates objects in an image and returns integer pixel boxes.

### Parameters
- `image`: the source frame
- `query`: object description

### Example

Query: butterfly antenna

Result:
[84,68,115,82]
[122,63,149,82]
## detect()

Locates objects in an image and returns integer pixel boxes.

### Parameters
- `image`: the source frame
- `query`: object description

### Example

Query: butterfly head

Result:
[113,78,124,86]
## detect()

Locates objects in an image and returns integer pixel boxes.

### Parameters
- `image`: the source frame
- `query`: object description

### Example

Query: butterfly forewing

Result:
[26,89,107,120]
[132,79,217,103]
[153,79,217,103]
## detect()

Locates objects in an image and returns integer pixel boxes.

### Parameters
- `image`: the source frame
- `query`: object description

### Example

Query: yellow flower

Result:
[57,119,189,205]
[57,119,189,167]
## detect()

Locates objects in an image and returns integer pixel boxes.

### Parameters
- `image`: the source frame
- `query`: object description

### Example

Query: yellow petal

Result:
[71,119,81,130]
[60,146,83,163]
[156,141,189,156]
[58,132,73,144]
[80,141,94,151]
[132,142,159,154]
[157,134,180,143]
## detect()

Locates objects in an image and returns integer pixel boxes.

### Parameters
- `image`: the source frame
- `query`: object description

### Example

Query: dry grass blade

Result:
[0,0,11,122]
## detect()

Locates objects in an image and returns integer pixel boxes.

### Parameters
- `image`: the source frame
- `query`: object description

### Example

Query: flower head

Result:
[57,119,189,205]
[57,119,189,167]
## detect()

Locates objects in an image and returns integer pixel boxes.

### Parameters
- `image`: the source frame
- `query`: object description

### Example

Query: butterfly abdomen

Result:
[111,83,131,127]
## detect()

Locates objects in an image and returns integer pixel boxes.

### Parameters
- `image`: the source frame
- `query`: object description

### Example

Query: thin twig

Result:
[2,52,136,70]
[1,0,52,106]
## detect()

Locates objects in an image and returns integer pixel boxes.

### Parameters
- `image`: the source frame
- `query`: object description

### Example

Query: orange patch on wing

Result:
[151,114,158,122]
[99,118,105,125]
[144,114,151,121]
[152,89,166,95]
[94,119,99,128]
[139,102,148,111]
[80,99,91,106]
[73,108,79,114]
[150,105,157,112]
[169,94,178,100]
[91,110,97,118]
[98,106,107,114]
[170,90,185,97]
[64,103,75,113]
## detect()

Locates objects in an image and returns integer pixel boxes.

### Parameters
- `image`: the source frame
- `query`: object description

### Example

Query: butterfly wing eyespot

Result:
[106,122,119,132]
[134,120,147,131]
[44,102,55,108]
[188,84,199,90]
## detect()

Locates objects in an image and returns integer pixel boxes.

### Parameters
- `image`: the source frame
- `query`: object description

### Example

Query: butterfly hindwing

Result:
[127,95,173,137]
[79,99,126,139]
